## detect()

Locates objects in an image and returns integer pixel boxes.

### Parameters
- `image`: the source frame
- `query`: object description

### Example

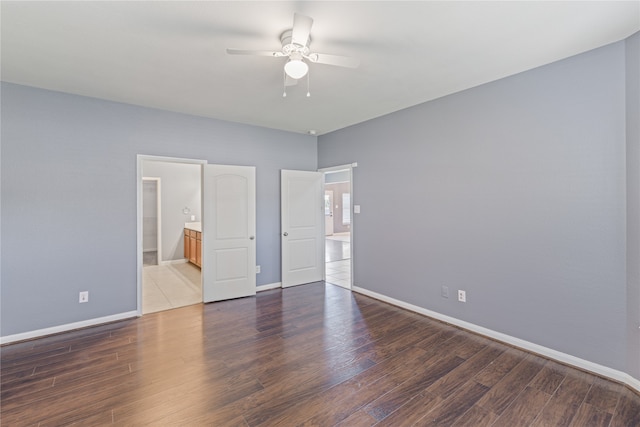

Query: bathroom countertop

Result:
[184,222,201,232]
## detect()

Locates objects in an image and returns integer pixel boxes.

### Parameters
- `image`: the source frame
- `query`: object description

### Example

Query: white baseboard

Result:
[329,281,352,290]
[353,286,640,394]
[623,373,640,392]
[257,282,282,292]
[0,311,139,345]
[1,283,279,344]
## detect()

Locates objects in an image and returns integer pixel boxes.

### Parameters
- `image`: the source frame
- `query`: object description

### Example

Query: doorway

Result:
[137,155,205,315]
[321,166,353,289]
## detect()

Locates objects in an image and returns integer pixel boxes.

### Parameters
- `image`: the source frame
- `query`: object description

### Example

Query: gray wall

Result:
[319,40,629,372]
[142,161,201,262]
[1,83,317,336]
[626,32,640,380]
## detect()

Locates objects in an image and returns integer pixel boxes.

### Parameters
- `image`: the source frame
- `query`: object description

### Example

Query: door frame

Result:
[142,177,162,266]
[319,164,355,290]
[136,154,207,316]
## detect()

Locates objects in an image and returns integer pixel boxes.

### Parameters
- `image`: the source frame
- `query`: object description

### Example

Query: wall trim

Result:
[0,311,139,345]
[257,282,282,292]
[3,283,279,344]
[623,373,640,392]
[352,285,640,394]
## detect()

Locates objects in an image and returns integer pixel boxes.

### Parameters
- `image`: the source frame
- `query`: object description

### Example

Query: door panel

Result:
[281,170,324,288]
[215,175,248,239]
[203,165,256,302]
[215,248,248,280]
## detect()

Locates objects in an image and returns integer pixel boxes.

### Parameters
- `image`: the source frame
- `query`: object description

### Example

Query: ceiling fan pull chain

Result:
[306,69,311,97]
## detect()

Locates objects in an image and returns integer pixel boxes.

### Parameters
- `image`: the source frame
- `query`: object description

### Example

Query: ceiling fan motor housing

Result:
[280,30,311,56]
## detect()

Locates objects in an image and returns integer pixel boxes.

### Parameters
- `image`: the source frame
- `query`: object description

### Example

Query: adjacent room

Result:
[141,159,203,314]
[1,1,639,425]
[324,168,352,289]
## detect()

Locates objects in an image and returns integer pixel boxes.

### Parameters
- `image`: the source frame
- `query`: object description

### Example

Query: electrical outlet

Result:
[256,265,261,274]
[457,290,466,303]
[79,291,89,303]
[441,285,449,298]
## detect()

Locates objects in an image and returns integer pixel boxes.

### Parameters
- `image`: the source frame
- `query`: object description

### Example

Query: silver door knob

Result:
[283,232,288,236]
[249,236,255,240]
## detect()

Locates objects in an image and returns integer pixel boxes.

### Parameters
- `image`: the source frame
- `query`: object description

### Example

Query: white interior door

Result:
[324,190,334,236]
[202,164,256,302]
[281,170,324,288]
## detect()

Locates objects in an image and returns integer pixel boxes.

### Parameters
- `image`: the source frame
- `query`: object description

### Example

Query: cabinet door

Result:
[196,233,202,267]
[189,235,197,263]
[184,229,190,260]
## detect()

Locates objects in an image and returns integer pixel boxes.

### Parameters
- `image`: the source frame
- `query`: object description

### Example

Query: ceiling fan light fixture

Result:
[284,59,308,79]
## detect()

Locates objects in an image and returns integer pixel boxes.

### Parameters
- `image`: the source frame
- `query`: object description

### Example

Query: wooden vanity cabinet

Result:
[184,232,189,262]
[184,228,202,268]
[189,231,197,264]
[196,234,202,266]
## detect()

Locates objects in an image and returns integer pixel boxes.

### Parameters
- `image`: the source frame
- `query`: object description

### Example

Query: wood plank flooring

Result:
[2,282,639,426]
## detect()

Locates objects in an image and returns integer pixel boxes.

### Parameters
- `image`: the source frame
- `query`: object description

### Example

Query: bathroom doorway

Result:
[137,156,204,314]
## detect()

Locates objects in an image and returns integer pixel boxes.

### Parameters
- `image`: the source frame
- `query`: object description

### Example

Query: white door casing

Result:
[281,170,324,288]
[319,164,355,290]
[202,164,256,302]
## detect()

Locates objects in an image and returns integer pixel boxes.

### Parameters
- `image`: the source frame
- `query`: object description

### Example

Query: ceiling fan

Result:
[226,13,360,95]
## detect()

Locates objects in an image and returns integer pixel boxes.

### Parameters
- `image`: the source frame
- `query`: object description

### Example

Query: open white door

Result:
[202,164,256,302]
[281,170,324,288]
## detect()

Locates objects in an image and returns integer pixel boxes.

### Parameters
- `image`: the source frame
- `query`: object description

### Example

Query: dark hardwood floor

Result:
[2,282,639,426]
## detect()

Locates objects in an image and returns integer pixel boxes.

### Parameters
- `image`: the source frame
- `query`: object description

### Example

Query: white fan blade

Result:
[291,13,313,46]
[285,75,298,87]
[308,53,360,68]
[226,48,284,57]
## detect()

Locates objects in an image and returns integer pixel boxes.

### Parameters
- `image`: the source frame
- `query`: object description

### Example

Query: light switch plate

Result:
[354,205,361,214]
[79,291,89,303]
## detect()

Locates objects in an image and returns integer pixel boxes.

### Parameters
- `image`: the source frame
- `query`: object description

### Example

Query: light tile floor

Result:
[326,232,351,288]
[143,262,202,314]
[326,259,351,289]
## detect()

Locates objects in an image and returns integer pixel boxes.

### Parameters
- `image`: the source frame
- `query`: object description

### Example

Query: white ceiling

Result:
[2,1,638,135]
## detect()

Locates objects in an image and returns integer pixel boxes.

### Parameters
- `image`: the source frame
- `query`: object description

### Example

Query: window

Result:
[342,193,351,225]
